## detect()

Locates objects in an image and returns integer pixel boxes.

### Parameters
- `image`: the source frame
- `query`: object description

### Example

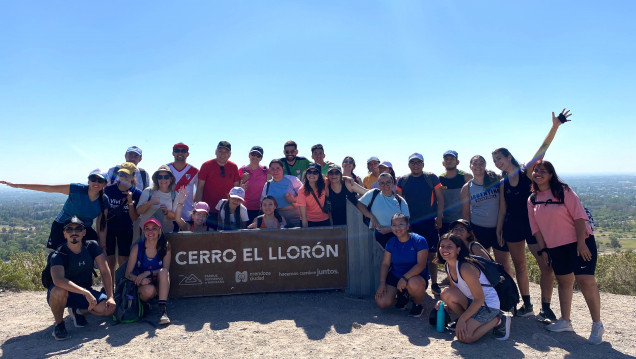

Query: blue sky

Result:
[1,1,635,185]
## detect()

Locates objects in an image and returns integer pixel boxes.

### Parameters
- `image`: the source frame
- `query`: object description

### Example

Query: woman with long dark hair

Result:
[341,156,362,185]
[298,163,330,227]
[491,109,571,319]
[436,234,511,343]
[325,164,367,225]
[528,160,604,344]
[460,156,512,276]
[125,218,171,325]
[1,169,109,250]
[247,196,287,229]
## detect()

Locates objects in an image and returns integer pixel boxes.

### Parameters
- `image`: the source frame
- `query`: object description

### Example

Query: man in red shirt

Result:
[194,141,240,229]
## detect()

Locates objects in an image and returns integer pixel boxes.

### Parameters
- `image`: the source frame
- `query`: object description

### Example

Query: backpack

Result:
[112,278,144,324]
[469,255,520,312]
[111,166,148,189]
[362,189,403,226]
[41,245,70,289]
[400,172,437,209]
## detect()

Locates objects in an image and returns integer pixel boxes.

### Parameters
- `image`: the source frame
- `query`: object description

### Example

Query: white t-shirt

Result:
[215,199,249,226]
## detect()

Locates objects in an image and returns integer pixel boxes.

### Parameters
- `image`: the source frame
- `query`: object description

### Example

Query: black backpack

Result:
[362,189,403,226]
[469,255,520,312]
[112,278,144,324]
[41,246,70,289]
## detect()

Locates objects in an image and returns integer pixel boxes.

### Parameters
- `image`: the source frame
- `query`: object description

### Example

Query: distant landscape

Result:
[0,175,635,261]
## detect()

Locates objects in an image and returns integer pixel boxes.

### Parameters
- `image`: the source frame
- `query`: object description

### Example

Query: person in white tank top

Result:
[435,234,511,343]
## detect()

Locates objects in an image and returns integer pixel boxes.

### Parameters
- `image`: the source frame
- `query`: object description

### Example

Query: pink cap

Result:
[143,218,162,228]
[194,202,210,213]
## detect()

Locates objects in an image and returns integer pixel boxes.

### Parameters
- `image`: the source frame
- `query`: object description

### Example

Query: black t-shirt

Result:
[50,240,103,290]
[328,184,358,226]
[397,173,440,223]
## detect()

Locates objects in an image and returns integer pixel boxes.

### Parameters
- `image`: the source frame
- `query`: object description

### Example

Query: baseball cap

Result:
[63,216,84,229]
[379,161,393,168]
[217,141,232,151]
[443,150,458,158]
[229,187,246,201]
[450,219,472,232]
[88,168,108,180]
[408,153,424,162]
[307,163,322,172]
[173,142,189,151]
[327,164,342,173]
[126,146,142,156]
[193,202,210,213]
[367,156,380,163]
[118,162,137,175]
[250,146,264,157]
[143,218,162,228]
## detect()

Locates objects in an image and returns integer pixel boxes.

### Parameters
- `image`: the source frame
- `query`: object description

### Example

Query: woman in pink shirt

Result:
[527,160,604,345]
[297,163,330,227]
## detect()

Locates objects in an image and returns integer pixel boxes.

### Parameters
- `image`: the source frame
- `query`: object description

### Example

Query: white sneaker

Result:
[588,322,604,345]
[546,318,574,332]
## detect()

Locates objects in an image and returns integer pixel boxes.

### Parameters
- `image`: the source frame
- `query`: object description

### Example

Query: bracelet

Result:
[401,276,409,282]
[537,248,547,256]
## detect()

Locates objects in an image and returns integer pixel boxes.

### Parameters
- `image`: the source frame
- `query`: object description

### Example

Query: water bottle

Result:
[126,294,134,309]
[436,301,446,332]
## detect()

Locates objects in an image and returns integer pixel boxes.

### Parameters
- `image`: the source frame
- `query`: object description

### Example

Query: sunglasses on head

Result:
[156,174,171,180]
[88,175,107,184]
[173,148,188,153]
[64,226,84,233]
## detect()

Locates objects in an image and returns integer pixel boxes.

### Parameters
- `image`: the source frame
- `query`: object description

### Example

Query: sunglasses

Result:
[306,170,320,175]
[64,226,84,233]
[250,152,263,158]
[409,160,423,165]
[156,174,171,180]
[88,175,107,184]
[327,171,341,176]
[451,227,467,233]
[117,172,131,179]
[173,148,188,153]
[342,160,354,165]
[220,166,225,178]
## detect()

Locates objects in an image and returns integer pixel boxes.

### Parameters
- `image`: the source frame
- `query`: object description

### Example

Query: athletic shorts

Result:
[503,220,537,245]
[386,271,428,289]
[472,223,508,252]
[106,228,134,256]
[47,286,107,310]
[467,298,500,323]
[411,220,440,253]
[547,235,598,276]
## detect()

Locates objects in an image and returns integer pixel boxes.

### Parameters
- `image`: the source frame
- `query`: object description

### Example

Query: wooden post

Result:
[345,200,383,296]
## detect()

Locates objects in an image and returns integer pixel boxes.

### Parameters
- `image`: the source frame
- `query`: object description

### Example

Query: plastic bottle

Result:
[436,301,446,332]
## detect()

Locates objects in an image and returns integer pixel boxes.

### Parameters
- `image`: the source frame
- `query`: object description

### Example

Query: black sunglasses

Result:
[173,148,188,153]
[156,174,171,180]
[306,170,320,175]
[88,175,107,184]
[64,226,84,233]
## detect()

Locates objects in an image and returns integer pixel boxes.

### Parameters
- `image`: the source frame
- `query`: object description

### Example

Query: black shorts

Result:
[503,220,537,245]
[47,286,106,310]
[548,235,598,276]
[411,220,439,253]
[472,223,508,252]
[386,271,428,289]
[47,221,99,250]
[106,228,134,256]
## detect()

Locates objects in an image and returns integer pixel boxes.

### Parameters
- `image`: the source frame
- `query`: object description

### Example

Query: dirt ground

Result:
[1,281,635,359]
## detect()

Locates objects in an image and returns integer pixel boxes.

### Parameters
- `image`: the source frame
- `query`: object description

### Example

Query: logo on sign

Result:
[235,271,248,283]
[179,273,203,286]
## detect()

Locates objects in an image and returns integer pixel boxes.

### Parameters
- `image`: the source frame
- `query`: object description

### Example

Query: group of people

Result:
[0,109,604,345]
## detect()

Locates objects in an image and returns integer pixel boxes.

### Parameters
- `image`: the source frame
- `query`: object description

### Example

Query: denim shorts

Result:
[467,298,500,323]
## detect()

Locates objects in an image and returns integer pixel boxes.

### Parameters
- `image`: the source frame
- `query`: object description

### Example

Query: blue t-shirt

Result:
[261,175,302,208]
[358,189,410,228]
[385,233,429,279]
[104,183,142,231]
[54,183,109,227]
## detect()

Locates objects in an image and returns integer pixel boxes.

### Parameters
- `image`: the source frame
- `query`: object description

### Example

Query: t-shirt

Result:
[136,188,179,230]
[468,180,499,228]
[239,165,269,211]
[107,166,150,191]
[260,175,302,209]
[362,173,380,189]
[104,183,142,232]
[54,183,109,227]
[439,171,468,223]
[397,173,442,224]
[281,156,311,180]
[316,161,334,177]
[328,184,358,226]
[296,185,330,222]
[527,188,593,248]
[359,189,410,228]
[215,200,250,226]
[50,240,102,290]
[169,163,199,221]
[385,233,429,279]
[199,160,240,213]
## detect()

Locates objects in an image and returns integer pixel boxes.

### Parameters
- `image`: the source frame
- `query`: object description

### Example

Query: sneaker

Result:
[431,283,441,295]
[514,304,535,317]
[588,322,605,345]
[395,290,410,310]
[546,318,574,332]
[159,305,171,325]
[408,303,425,318]
[537,308,557,323]
[52,322,69,341]
[68,307,87,328]
[493,313,512,340]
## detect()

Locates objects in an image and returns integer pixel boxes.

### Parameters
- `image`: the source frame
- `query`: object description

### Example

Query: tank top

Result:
[468,180,499,228]
[502,170,532,229]
[447,261,500,309]
[440,171,467,223]
[135,240,164,272]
